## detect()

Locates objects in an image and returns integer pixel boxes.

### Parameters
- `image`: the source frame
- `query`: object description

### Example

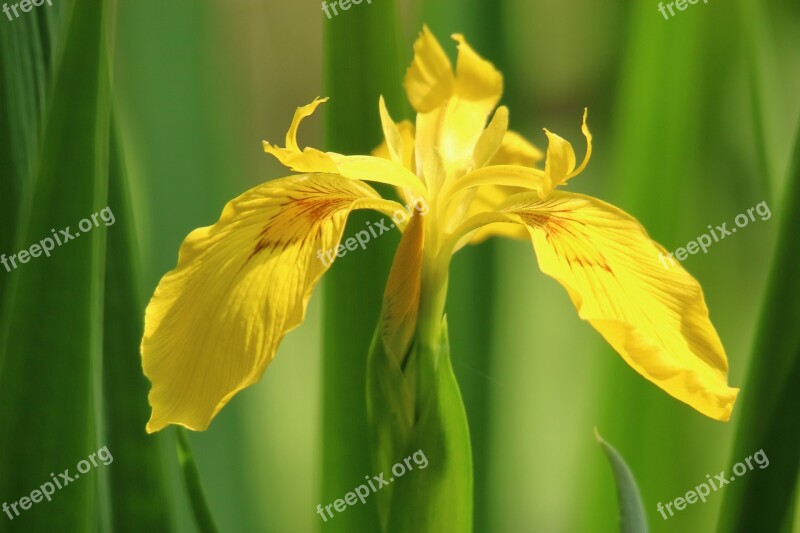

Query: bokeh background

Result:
[2,0,798,531]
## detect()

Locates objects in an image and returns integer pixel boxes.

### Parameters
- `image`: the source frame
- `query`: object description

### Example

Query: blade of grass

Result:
[322,3,407,532]
[102,118,174,532]
[0,1,111,531]
[595,429,649,533]
[0,9,62,321]
[176,428,219,533]
[716,124,800,533]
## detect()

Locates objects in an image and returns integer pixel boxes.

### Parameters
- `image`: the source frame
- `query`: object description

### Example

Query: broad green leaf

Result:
[368,315,473,533]
[102,119,174,532]
[595,429,649,533]
[0,1,110,531]
[322,2,406,532]
[0,8,63,318]
[716,125,800,533]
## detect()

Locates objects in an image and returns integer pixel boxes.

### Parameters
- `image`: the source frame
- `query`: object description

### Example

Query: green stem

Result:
[414,254,451,410]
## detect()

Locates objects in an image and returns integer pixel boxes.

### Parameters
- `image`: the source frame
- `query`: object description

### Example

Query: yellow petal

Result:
[452,33,503,112]
[142,174,402,432]
[378,96,405,165]
[508,191,737,420]
[450,191,738,420]
[263,97,339,173]
[371,119,419,206]
[330,154,428,197]
[373,119,416,171]
[471,106,509,169]
[459,184,529,246]
[380,214,424,366]
[542,129,577,190]
[541,109,592,196]
[489,130,544,167]
[450,128,543,245]
[404,26,455,113]
[409,31,505,179]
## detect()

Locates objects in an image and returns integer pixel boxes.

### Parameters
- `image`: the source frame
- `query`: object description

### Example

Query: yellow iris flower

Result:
[141,27,737,433]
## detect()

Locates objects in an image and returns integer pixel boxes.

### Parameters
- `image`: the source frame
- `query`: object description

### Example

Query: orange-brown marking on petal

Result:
[518,211,614,275]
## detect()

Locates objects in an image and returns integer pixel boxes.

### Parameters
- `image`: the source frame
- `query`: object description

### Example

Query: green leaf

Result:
[368,318,473,533]
[0,1,110,530]
[594,429,649,533]
[716,125,800,533]
[0,7,62,313]
[321,2,407,532]
[176,428,219,533]
[102,119,174,532]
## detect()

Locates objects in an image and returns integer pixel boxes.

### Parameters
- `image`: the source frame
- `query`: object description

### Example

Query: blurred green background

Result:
[2,0,799,531]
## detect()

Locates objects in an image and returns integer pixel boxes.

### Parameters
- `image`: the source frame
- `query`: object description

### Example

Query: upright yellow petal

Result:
[488,130,544,167]
[406,30,505,179]
[142,174,403,432]
[541,109,592,197]
[450,191,738,420]
[372,118,416,173]
[380,214,424,366]
[452,33,503,112]
[403,25,455,114]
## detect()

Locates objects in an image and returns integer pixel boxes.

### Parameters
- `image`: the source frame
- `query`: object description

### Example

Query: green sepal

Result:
[367,317,473,533]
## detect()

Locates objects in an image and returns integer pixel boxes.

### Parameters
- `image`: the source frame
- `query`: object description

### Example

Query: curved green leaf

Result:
[595,429,649,533]
[716,124,800,533]
[0,1,110,530]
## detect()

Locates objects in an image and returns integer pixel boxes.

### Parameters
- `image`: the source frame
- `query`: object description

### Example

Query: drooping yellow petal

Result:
[330,154,428,196]
[263,97,427,195]
[142,174,404,432]
[449,191,738,420]
[262,97,339,173]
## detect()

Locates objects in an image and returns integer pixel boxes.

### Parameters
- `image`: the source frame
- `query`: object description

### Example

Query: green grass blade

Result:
[322,3,406,532]
[175,428,219,533]
[0,8,63,314]
[102,119,174,531]
[716,125,800,533]
[595,429,649,533]
[0,1,110,530]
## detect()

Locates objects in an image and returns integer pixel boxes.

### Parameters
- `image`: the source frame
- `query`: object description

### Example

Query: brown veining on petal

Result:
[518,211,614,275]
